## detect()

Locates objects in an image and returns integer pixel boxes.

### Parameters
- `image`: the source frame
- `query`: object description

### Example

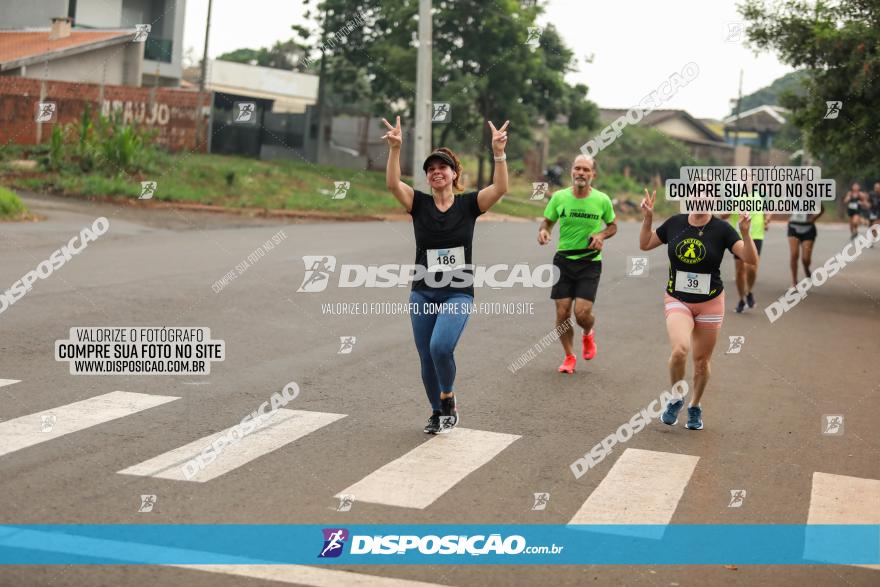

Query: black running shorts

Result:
[787,224,817,242]
[551,253,602,302]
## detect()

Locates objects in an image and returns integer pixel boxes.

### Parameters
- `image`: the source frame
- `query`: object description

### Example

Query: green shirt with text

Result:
[543,187,616,261]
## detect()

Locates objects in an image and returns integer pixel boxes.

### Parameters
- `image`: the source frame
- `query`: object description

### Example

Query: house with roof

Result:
[722,105,789,149]
[598,108,734,163]
[0,0,186,86]
[0,18,142,86]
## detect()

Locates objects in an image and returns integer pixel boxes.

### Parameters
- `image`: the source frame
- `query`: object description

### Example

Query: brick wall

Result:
[0,77,209,152]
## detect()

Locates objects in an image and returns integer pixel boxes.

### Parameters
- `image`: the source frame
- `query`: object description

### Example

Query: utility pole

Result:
[199,0,213,92]
[733,68,743,147]
[198,0,214,151]
[413,0,432,192]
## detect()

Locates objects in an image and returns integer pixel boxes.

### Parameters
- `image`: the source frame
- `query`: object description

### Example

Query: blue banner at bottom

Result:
[0,525,877,565]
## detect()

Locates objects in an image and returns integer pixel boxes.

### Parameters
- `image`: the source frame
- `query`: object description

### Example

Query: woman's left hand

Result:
[489,120,509,155]
[738,212,752,234]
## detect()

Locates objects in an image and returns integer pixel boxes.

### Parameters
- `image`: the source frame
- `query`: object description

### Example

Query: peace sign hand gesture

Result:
[381,116,403,150]
[641,188,656,220]
[488,120,509,155]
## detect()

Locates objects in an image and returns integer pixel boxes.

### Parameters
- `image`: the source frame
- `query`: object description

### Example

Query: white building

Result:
[205,59,319,113]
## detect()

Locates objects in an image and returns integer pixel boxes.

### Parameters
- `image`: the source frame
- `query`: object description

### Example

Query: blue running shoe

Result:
[661,399,684,426]
[685,406,703,430]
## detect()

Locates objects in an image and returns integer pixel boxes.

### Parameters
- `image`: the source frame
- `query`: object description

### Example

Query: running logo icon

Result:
[531,492,550,511]
[139,181,157,200]
[298,256,337,292]
[724,22,744,43]
[338,336,356,354]
[336,494,355,512]
[627,256,648,277]
[530,182,549,201]
[822,415,844,435]
[726,336,745,354]
[233,102,257,124]
[138,495,157,513]
[728,489,746,508]
[332,181,350,200]
[823,101,842,120]
[318,528,349,558]
[133,24,151,42]
[35,102,57,123]
[40,414,56,432]
[432,103,451,123]
[526,27,542,47]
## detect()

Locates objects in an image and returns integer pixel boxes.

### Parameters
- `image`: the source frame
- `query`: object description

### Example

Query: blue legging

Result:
[409,289,473,411]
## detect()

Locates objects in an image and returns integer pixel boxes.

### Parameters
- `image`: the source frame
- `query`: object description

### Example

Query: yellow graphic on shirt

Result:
[674,238,706,265]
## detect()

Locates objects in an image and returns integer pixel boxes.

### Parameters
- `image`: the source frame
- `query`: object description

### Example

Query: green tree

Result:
[731,70,809,115]
[550,124,713,185]
[299,0,598,186]
[740,0,880,181]
[217,39,309,71]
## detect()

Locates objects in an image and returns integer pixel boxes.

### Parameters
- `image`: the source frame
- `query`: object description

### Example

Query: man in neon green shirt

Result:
[538,154,617,374]
[723,205,768,313]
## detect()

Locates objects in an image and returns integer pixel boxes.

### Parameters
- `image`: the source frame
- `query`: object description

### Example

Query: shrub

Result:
[41,105,161,175]
[0,186,27,218]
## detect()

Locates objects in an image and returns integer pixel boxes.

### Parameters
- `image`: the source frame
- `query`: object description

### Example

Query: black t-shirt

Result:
[655,215,741,303]
[409,190,484,296]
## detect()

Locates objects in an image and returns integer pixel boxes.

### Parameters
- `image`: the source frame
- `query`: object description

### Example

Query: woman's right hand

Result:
[641,188,656,220]
[381,116,403,150]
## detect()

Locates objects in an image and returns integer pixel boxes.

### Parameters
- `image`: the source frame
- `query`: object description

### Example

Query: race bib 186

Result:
[675,270,710,294]
[427,246,465,271]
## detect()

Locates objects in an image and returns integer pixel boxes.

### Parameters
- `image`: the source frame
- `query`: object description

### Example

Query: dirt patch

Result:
[0,212,45,223]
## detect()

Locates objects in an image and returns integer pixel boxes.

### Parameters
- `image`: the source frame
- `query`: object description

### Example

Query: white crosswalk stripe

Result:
[336,428,521,509]
[173,565,452,586]
[3,377,874,574]
[0,526,449,585]
[805,471,880,569]
[568,448,699,537]
[118,409,346,482]
[0,391,180,459]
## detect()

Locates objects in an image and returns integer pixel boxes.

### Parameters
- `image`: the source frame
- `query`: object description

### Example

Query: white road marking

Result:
[118,409,346,482]
[0,391,179,458]
[174,565,452,586]
[0,526,450,586]
[337,428,521,509]
[568,448,699,537]
[805,471,880,569]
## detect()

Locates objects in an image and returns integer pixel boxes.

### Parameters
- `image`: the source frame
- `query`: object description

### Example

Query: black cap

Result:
[422,151,456,173]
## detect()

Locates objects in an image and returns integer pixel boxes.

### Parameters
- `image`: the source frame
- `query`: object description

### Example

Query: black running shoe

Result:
[439,396,458,433]
[735,299,746,313]
[746,292,755,308]
[424,411,441,434]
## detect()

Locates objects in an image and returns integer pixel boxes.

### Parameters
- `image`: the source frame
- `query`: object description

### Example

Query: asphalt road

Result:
[1,193,878,586]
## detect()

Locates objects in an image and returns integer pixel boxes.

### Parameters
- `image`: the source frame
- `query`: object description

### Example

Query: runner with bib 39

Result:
[639,190,757,430]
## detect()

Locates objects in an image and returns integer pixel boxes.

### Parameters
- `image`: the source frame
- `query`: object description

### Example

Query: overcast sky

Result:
[183,0,794,120]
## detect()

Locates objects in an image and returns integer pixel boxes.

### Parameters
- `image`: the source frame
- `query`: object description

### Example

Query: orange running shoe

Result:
[558,354,576,374]
[582,330,597,360]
